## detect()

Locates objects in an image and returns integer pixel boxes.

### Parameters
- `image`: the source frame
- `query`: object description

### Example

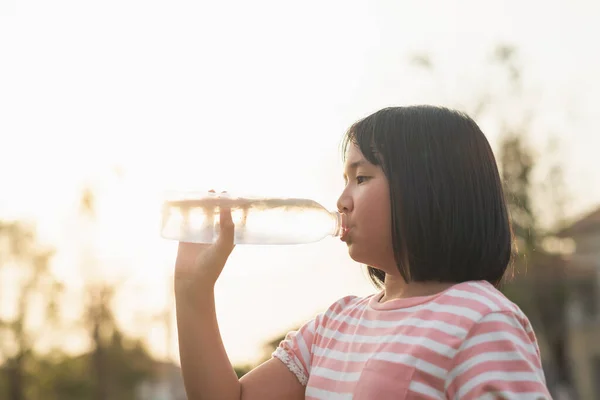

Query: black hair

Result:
[342,106,513,289]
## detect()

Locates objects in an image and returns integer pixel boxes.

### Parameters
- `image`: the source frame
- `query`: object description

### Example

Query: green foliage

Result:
[0,333,156,400]
[0,219,158,399]
[0,221,62,400]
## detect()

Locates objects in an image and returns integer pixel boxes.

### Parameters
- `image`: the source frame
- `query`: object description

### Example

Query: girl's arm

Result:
[174,207,305,400]
[176,290,305,400]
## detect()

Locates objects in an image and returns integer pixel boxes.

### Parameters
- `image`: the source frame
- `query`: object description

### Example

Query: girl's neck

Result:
[380,275,455,303]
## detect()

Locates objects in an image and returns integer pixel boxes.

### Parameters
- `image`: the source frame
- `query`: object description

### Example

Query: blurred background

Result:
[1,0,599,399]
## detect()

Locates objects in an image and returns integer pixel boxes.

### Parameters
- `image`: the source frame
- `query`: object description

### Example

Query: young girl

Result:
[174,106,551,399]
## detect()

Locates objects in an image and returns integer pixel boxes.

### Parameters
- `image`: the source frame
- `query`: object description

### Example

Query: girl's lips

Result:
[340,226,351,242]
[339,214,350,241]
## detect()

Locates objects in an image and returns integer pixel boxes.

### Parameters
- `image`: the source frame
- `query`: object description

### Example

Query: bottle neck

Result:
[331,211,342,237]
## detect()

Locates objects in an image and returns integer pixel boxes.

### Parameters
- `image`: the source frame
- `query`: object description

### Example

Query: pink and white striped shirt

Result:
[272,280,550,399]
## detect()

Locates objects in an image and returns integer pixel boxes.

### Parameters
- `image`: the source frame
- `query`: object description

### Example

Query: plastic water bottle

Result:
[160,191,342,245]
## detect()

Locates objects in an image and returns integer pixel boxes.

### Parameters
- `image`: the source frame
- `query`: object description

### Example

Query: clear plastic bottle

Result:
[160,191,342,245]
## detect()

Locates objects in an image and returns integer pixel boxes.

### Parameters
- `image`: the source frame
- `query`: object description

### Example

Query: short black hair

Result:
[342,106,513,289]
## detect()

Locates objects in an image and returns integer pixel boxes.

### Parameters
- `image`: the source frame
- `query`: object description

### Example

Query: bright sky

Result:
[1,0,599,365]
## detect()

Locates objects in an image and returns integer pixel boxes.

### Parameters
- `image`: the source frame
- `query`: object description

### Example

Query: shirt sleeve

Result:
[271,315,320,386]
[445,311,552,399]
[271,295,358,386]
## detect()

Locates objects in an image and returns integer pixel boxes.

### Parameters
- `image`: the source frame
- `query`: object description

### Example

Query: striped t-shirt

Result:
[272,280,550,399]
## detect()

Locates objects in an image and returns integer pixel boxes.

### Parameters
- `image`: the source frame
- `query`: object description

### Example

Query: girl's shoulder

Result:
[440,280,535,330]
[445,280,526,313]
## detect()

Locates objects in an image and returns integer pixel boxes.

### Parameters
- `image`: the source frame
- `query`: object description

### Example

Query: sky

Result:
[1,0,599,364]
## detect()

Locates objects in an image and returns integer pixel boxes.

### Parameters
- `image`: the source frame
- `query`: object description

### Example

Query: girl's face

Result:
[337,144,397,273]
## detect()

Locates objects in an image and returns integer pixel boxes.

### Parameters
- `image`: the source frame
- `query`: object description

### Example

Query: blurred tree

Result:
[500,134,537,251]
[0,175,166,399]
[75,185,158,400]
[0,221,62,400]
[77,186,118,400]
[17,332,155,400]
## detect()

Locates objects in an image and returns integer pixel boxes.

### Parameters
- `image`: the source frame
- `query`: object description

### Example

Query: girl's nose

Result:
[337,191,353,214]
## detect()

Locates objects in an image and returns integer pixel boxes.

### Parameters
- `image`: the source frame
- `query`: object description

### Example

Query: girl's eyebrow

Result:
[345,160,367,171]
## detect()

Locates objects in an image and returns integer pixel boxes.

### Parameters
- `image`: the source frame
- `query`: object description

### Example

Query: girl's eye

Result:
[356,176,369,184]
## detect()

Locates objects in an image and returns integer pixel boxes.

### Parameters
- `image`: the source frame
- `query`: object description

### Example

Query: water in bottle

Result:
[160,192,342,245]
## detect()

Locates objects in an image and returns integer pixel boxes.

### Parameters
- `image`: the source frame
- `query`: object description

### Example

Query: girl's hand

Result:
[174,201,235,307]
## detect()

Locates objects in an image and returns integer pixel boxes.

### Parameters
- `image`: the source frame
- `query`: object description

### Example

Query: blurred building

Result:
[558,206,600,400]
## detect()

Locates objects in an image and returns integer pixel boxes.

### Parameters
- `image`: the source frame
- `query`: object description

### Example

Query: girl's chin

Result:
[347,244,368,264]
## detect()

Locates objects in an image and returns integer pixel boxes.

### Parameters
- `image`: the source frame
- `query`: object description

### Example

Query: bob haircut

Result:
[342,106,513,289]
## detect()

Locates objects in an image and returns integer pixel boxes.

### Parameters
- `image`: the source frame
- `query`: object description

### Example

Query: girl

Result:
[174,106,551,399]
